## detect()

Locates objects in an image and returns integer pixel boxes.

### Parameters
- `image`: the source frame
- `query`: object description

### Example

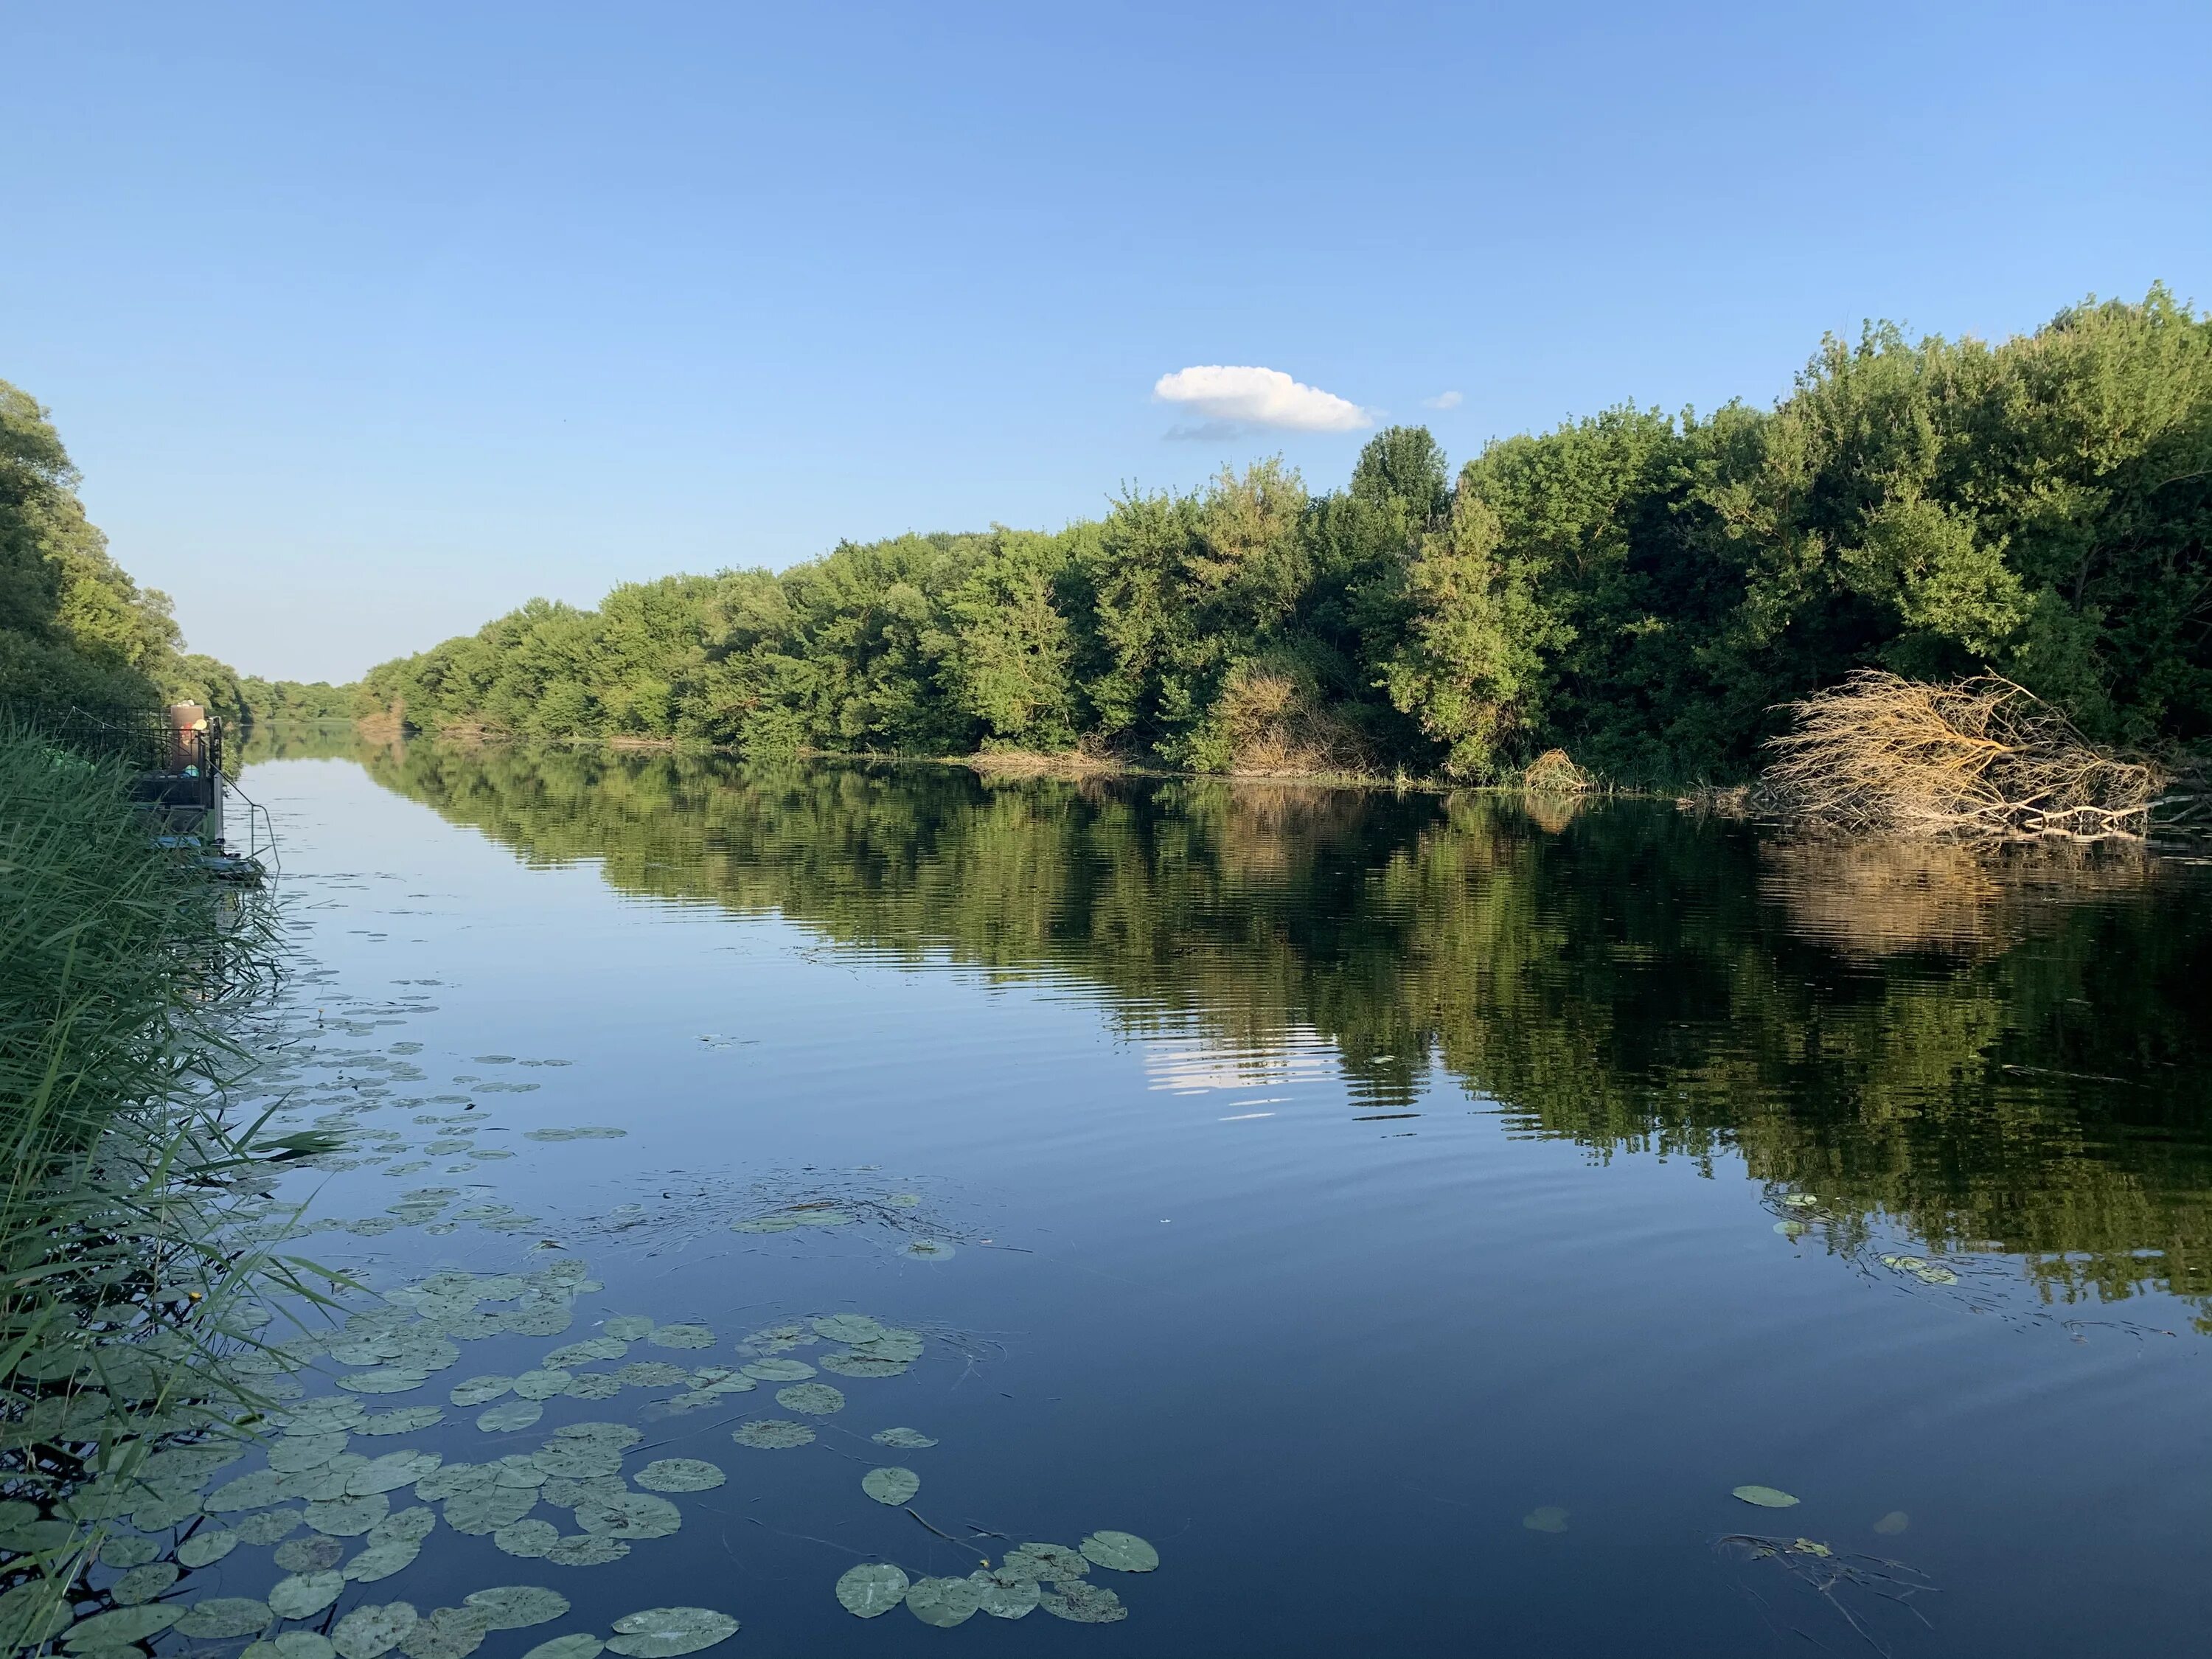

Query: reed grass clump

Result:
[1761,672,2161,843]
[0,719,326,1612]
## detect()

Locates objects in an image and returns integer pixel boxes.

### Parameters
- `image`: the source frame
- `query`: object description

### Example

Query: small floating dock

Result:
[62,704,276,884]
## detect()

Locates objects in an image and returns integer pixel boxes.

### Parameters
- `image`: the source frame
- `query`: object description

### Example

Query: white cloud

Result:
[1152,365,1370,433]
[1422,390,1464,410]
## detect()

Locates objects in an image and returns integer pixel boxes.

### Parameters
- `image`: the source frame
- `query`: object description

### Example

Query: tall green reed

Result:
[0,718,336,1635]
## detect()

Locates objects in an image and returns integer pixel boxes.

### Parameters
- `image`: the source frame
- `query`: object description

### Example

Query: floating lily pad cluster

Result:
[1877,1253,1961,1286]
[1765,1192,1966,1290]
[835,1531,1158,1627]
[0,956,1166,1659]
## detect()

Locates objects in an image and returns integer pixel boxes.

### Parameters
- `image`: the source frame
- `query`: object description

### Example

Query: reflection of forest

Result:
[328,737,2212,1322]
[237,720,368,763]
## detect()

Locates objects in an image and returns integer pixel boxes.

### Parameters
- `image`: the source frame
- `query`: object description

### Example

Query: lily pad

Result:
[731,1419,814,1450]
[574,1493,681,1540]
[398,1606,490,1659]
[338,1369,425,1397]
[251,1633,337,1659]
[110,1564,180,1605]
[549,1421,641,1450]
[414,1464,485,1502]
[546,1338,627,1367]
[602,1316,655,1340]
[344,1539,422,1583]
[860,1467,919,1506]
[333,1603,420,1659]
[307,1494,391,1536]
[970,1569,1039,1619]
[178,1528,241,1568]
[860,1327,925,1357]
[269,1571,347,1620]
[477,1400,543,1433]
[270,1433,352,1472]
[521,1640,603,1659]
[904,1577,981,1629]
[237,1509,307,1544]
[276,1535,347,1573]
[449,1377,513,1407]
[351,1451,443,1495]
[835,1563,909,1618]
[65,1606,181,1646]
[1080,1530,1158,1571]
[494,1520,561,1559]
[634,1459,725,1493]
[818,1352,909,1379]
[898,1239,955,1262]
[282,1454,372,1502]
[1522,1506,1570,1534]
[811,1315,883,1343]
[739,1358,813,1382]
[445,1486,538,1535]
[372,1506,439,1545]
[1003,1543,1088,1582]
[1873,1511,1910,1535]
[563,1374,622,1401]
[775,1382,844,1416]
[605,1607,739,1658]
[512,1370,572,1401]
[209,1469,290,1512]
[1733,1485,1801,1509]
[872,1427,937,1449]
[359,1408,445,1437]
[0,1581,73,1648]
[178,1597,274,1638]
[1039,1582,1126,1624]
[544,1536,630,1567]
[493,1456,548,1489]
[648,1325,714,1351]
[462,1587,570,1631]
[529,1444,622,1480]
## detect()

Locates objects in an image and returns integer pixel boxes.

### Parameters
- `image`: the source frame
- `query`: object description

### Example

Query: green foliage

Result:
[239,677,355,722]
[354,288,2212,781]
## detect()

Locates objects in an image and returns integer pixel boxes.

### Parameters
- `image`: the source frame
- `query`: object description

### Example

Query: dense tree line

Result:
[0,377,343,727]
[361,289,2212,782]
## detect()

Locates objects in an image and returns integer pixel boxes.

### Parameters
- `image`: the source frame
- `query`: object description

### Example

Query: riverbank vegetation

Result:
[0,723,321,1625]
[359,288,2212,788]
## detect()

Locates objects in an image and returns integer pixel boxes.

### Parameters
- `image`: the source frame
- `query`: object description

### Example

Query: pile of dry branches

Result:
[1762,671,2160,842]
[1521,748,1589,795]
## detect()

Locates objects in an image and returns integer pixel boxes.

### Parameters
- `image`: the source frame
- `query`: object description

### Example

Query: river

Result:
[192,735,2212,1657]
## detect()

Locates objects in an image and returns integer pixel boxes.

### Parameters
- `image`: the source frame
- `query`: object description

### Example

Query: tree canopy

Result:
[358,289,2212,782]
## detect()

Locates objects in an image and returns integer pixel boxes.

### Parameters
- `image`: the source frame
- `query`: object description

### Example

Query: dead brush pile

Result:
[1217,666,1379,778]
[1763,671,2160,842]
[1521,748,1589,795]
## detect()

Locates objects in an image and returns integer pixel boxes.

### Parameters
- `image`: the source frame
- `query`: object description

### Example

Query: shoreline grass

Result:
[0,717,335,1638]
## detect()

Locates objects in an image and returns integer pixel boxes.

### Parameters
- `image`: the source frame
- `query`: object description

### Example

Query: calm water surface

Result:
[224,735,2212,1658]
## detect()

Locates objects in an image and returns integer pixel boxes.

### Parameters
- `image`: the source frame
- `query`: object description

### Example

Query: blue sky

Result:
[8,1,2208,683]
